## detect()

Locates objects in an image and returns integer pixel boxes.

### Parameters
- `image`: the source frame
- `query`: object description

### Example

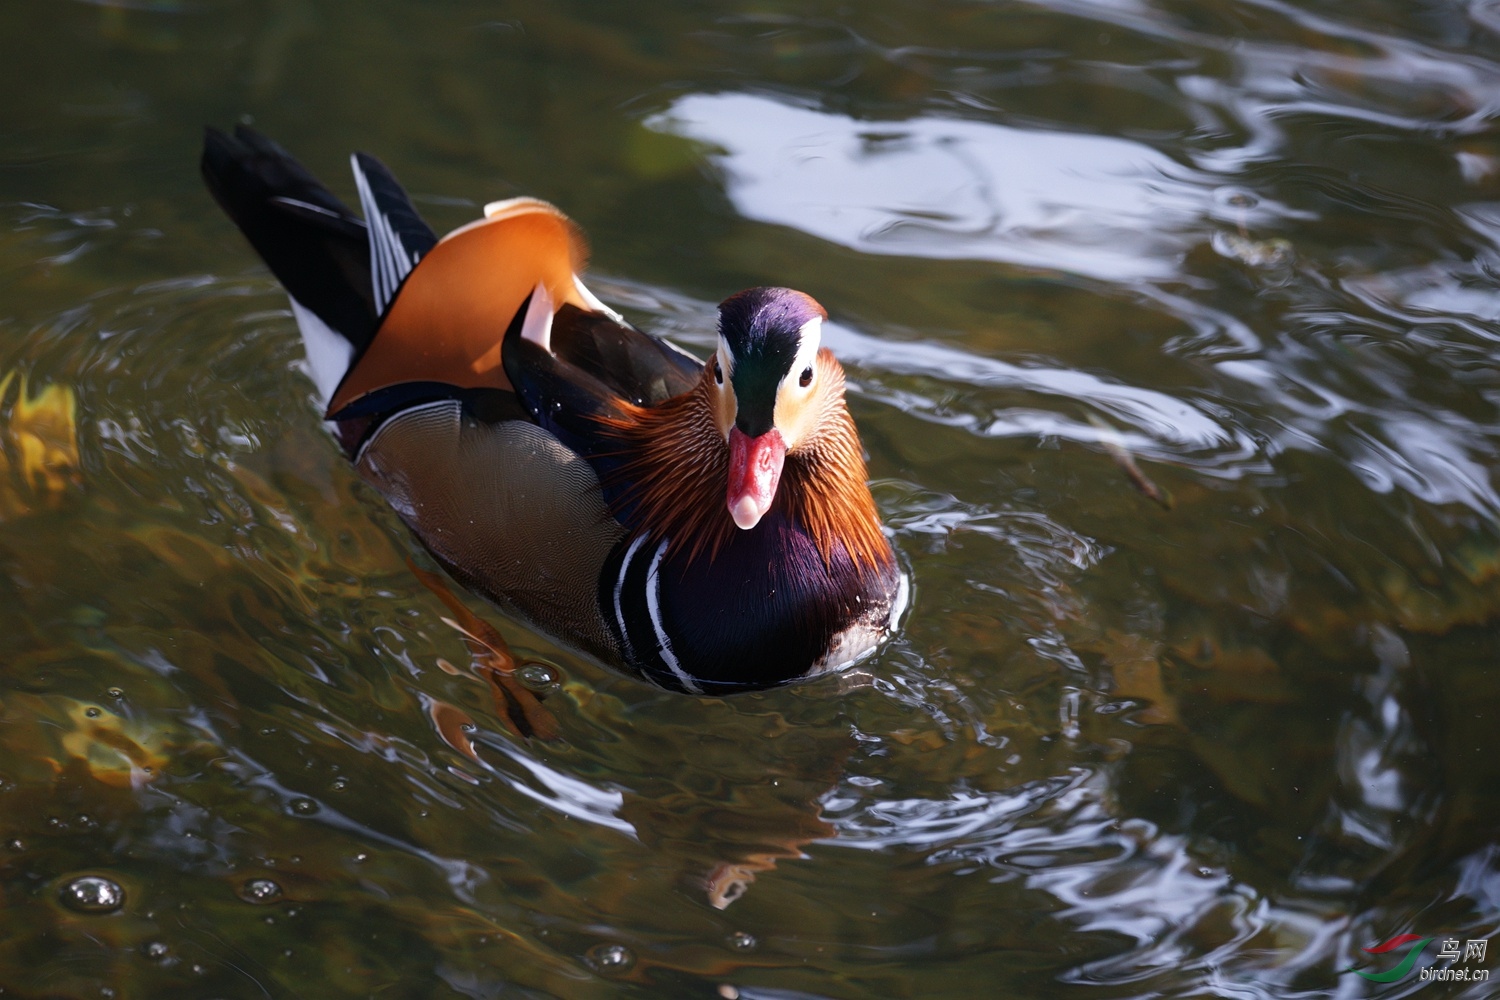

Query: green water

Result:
[3,0,1500,997]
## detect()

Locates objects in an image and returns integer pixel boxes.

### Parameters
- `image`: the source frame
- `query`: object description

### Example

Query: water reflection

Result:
[652,91,1243,283]
[824,318,1262,469]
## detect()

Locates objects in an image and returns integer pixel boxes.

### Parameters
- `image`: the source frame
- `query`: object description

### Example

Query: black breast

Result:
[598,511,896,694]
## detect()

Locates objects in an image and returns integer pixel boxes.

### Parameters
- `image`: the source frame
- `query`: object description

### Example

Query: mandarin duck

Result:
[200,126,906,694]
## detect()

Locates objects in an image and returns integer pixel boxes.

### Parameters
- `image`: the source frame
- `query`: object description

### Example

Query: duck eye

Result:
[713,358,723,385]
[799,366,813,388]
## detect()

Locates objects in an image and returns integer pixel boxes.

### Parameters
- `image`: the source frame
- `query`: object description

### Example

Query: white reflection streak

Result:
[1352,421,1500,513]
[302,717,635,839]
[480,739,637,838]
[1454,844,1500,913]
[822,769,1083,851]
[821,764,1359,989]
[652,93,1211,283]
[825,789,1042,851]
[822,319,1235,449]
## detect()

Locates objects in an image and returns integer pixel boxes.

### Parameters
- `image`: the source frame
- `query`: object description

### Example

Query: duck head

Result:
[710,287,831,530]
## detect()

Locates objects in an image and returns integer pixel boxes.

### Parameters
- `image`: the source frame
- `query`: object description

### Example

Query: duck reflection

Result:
[412,558,854,910]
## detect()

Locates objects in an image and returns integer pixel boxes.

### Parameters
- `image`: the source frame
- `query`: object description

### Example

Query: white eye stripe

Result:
[718,316,819,388]
[786,316,822,389]
[798,316,822,354]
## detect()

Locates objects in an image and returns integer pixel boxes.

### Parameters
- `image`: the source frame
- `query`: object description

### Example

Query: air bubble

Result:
[289,798,318,816]
[142,941,169,960]
[59,875,125,914]
[1214,186,1260,210]
[238,878,283,904]
[586,942,636,974]
[516,662,559,691]
[728,931,758,951]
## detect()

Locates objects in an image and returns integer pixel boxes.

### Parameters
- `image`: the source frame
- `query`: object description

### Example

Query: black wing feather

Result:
[201,126,379,354]
[550,304,701,406]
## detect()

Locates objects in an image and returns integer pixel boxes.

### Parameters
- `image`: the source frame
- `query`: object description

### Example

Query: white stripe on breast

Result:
[645,538,701,694]
[612,533,648,661]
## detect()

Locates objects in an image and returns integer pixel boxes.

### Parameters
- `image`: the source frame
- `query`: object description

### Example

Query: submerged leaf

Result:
[0,370,82,519]
[0,695,172,789]
[1101,629,1179,726]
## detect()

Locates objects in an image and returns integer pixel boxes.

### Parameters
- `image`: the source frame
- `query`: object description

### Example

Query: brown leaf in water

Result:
[1172,636,1280,675]
[1380,564,1500,633]
[1452,537,1500,587]
[1101,630,1179,726]
[426,697,481,764]
[1166,637,1295,706]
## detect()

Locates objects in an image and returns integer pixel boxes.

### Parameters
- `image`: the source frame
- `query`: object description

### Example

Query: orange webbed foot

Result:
[406,559,561,742]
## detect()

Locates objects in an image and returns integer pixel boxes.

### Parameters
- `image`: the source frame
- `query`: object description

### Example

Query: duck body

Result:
[201,126,904,694]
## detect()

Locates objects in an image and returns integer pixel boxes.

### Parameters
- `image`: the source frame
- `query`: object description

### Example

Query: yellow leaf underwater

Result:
[0,695,171,789]
[0,370,82,518]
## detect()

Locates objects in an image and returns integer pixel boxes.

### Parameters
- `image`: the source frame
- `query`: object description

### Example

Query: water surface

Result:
[2,0,1499,997]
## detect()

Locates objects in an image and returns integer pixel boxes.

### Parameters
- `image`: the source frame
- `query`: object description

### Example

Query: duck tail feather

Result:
[201,125,381,404]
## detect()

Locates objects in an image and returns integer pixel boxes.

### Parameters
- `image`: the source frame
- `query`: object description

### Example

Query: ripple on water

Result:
[4,2,1500,994]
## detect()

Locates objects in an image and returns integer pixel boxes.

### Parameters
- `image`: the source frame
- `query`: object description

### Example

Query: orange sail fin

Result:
[329,198,591,415]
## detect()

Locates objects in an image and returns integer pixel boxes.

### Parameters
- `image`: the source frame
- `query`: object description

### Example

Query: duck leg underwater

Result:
[201,126,905,693]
